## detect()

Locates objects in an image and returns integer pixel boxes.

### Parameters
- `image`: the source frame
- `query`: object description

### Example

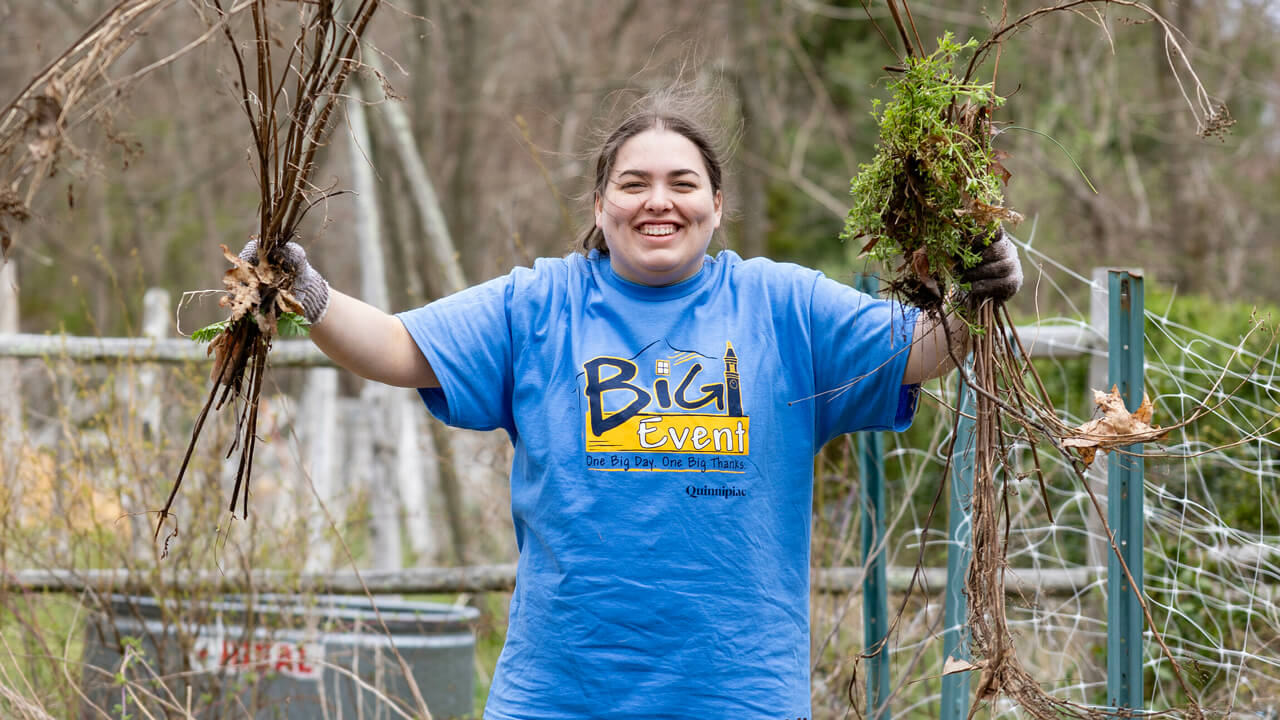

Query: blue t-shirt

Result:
[398,250,919,720]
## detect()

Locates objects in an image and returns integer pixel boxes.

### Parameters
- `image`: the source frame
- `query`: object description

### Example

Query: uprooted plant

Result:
[154,0,381,547]
[842,33,1019,313]
[843,1,1238,718]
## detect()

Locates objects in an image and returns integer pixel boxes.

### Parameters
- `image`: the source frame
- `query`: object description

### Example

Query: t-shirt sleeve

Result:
[809,274,920,445]
[395,274,516,435]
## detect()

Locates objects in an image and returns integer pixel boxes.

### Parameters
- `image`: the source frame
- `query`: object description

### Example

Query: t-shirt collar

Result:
[590,249,715,301]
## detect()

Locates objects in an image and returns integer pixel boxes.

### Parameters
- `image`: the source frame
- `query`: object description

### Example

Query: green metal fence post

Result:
[1107,270,1145,712]
[856,274,891,720]
[859,427,890,719]
[941,369,976,720]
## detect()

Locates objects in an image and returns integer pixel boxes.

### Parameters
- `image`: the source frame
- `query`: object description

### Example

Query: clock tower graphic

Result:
[723,342,743,417]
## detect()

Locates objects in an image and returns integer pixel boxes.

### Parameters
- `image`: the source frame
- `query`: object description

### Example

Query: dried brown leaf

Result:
[990,149,1013,184]
[218,244,261,323]
[276,288,304,315]
[911,247,932,282]
[1069,445,1099,467]
[943,656,981,676]
[207,330,233,385]
[1133,393,1155,425]
[1062,386,1168,467]
[25,95,63,161]
[956,197,1024,226]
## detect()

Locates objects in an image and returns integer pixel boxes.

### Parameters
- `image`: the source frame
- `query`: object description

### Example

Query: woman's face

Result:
[595,129,722,287]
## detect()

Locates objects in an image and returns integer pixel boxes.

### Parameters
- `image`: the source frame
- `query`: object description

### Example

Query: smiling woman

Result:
[230,89,1023,719]
[592,126,722,286]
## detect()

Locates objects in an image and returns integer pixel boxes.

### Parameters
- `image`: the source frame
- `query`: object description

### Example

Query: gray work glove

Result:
[239,238,331,324]
[959,230,1023,303]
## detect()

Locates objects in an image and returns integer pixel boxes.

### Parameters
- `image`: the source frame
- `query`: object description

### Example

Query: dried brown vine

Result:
[0,0,190,257]
[0,1,281,259]
[848,1,1234,718]
[154,0,381,546]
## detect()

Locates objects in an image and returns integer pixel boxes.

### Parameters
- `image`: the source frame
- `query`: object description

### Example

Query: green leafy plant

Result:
[189,320,229,345]
[189,312,309,345]
[841,33,1017,311]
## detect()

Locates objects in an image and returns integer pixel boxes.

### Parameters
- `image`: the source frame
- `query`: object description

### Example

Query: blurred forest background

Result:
[2,1,1280,717]
[3,0,1277,336]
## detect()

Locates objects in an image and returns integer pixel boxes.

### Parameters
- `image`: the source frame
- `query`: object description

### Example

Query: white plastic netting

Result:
[811,240,1280,719]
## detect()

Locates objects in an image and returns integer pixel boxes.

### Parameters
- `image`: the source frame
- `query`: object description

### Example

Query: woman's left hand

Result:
[960,231,1023,302]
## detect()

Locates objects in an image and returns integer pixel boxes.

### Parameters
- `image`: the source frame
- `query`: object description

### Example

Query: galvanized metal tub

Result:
[81,594,479,719]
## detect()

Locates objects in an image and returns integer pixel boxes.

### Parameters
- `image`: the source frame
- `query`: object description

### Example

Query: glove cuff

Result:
[298,269,331,325]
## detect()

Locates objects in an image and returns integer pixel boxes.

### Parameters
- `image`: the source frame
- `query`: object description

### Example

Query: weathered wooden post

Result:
[397,396,438,564]
[0,258,19,568]
[299,367,340,572]
[130,287,171,555]
[139,287,170,442]
[0,259,19,455]
[1086,268,1111,569]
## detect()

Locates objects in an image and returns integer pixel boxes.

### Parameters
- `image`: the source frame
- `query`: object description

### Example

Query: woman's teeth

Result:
[639,224,676,236]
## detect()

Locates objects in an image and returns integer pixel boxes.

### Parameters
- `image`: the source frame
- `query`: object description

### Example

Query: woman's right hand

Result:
[238,238,332,324]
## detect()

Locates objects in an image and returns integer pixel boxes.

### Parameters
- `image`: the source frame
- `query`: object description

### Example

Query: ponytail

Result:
[576,225,608,256]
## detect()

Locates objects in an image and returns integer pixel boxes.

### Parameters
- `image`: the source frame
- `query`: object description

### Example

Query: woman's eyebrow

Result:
[616,168,703,179]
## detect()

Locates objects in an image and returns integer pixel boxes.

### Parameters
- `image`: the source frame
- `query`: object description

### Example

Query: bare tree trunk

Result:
[1155,0,1205,293]
[364,54,468,296]
[428,419,473,566]
[413,0,442,159]
[729,0,769,258]
[372,128,427,308]
[361,59,477,565]
[445,1,482,280]
[348,84,406,573]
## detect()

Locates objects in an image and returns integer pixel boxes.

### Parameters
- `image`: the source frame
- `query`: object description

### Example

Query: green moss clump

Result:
[842,34,1017,309]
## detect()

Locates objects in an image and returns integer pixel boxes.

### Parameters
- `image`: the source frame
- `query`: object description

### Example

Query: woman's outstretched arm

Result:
[902,310,968,385]
[310,289,439,389]
[238,239,438,389]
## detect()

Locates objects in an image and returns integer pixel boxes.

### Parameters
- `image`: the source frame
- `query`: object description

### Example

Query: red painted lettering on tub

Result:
[274,643,293,673]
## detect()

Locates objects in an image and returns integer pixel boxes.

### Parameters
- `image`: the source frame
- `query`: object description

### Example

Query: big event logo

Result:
[582,342,748,472]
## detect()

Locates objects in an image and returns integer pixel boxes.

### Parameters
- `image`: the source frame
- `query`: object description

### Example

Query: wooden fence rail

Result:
[0,323,1101,365]
[0,334,331,366]
[6,565,1104,598]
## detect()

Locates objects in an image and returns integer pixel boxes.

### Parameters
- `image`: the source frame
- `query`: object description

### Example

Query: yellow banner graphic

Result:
[585,413,749,455]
